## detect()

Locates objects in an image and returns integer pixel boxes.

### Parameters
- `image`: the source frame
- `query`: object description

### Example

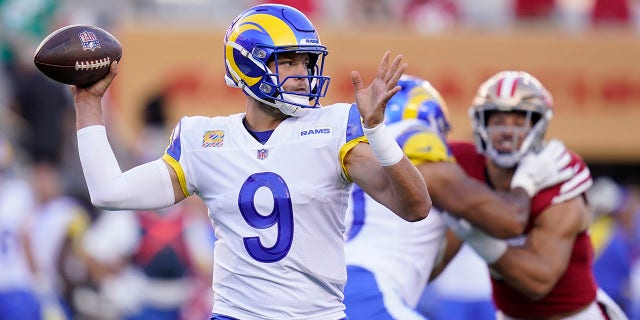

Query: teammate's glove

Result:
[511,139,574,197]
[442,214,507,264]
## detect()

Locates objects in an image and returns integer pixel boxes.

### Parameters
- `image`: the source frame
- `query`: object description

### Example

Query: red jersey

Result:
[450,141,597,318]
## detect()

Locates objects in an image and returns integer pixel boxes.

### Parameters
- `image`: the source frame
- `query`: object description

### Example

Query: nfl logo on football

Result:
[78,31,101,51]
[257,149,268,160]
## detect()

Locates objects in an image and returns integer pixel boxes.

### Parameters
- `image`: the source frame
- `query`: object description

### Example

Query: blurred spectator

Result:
[1,0,72,166]
[28,161,92,319]
[7,51,74,166]
[80,198,214,320]
[403,0,460,33]
[0,0,61,64]
[455,0,514,30]
[591,0,631,25]
[515,0,556,19]
[0,135,42,319]
[587,176,640,319]
[348,0,395,24]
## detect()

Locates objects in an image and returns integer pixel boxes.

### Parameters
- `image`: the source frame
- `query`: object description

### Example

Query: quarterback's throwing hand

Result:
[511,139,574,197]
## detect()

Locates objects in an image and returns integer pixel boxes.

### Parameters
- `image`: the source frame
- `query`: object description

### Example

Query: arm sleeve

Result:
[77,125,175,210]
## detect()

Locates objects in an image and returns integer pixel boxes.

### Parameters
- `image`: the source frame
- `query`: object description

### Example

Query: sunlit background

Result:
[1,0,640,319]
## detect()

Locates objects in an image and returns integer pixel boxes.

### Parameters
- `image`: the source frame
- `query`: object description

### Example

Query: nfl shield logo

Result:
[78,30,101,51]
[257,149,268,160]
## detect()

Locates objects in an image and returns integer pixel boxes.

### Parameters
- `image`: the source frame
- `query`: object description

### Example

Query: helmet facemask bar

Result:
[228,43,330,117]
[471,105,550,168]
[263,45,329,110]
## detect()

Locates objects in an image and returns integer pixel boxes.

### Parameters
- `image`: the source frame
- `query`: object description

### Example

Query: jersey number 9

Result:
[238,172,294,262]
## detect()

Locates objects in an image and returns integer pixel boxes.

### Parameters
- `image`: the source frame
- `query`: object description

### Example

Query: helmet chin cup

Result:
[275,94,313,117]
[489,150,521,169]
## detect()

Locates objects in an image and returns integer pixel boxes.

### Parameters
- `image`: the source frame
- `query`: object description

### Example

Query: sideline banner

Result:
[112,26,640,162]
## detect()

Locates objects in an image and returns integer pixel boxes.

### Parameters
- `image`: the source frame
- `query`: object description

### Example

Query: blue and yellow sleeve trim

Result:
[162,120,190,197]
[339,104,367,181]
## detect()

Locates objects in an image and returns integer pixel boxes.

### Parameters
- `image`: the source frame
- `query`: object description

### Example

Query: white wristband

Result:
[363,122,404,166]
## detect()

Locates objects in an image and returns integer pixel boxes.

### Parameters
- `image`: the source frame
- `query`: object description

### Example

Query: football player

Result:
[70,4,431,320]
[443,71,627,319]
[0,137,41,319]
[343,75,573,320]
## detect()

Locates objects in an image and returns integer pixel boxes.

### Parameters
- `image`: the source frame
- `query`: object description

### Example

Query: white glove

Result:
[442,213,507,264]
[511,139,574,197]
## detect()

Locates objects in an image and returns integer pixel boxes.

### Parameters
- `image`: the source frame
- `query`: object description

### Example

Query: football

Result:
[34,24,122,86]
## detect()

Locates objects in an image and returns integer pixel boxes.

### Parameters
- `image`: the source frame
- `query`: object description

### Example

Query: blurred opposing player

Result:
[343,75,573,320]
[444,70,627,319]
[70,4,431,319]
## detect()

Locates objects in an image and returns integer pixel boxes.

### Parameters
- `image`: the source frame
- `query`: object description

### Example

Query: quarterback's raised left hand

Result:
[351,51,407,128]
[511,139,574,197]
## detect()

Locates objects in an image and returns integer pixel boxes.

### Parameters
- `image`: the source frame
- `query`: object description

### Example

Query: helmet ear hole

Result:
[530,112,541,125]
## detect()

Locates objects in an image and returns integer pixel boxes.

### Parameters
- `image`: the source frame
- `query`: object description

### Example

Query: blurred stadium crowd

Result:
[1,0,640,319]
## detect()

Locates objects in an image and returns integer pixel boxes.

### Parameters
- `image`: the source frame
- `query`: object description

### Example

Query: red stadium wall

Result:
[111,25,640,162]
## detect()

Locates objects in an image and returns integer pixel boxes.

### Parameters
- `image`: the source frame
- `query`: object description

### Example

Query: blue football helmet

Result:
[384,75,451,137]
[469,71,553,168]
[223,4,330,116]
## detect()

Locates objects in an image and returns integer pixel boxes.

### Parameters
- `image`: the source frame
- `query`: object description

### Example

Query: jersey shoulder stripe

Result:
[165,118,183,162]
[339,104,366,182]
[552,154,593,204]
[163,115,227,197]
[346,103,365,143]
[533,150,592,211]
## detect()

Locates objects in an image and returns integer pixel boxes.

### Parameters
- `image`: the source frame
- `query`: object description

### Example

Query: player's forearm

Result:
[475,188,530,237]
[443,177,529,238]
[363,122,431,221]
[491,247,564,300]
[383,158,431,221]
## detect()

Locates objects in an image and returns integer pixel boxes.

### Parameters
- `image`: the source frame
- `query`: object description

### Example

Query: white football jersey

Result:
[30,197,89,292]
[162,103,365,320]
[345,120,451,308]
[0,177,36,290]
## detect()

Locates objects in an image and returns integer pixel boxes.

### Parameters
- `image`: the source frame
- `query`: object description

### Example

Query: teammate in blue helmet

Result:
[343,75,573,319]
